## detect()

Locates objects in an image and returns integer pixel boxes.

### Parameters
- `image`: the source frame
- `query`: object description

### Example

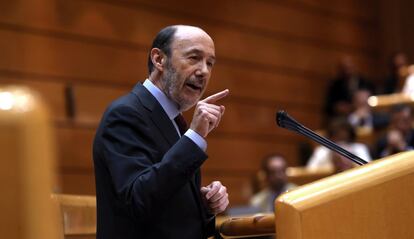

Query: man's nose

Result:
[196,60,210,77]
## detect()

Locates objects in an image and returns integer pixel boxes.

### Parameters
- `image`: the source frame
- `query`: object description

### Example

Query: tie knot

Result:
[174,114,188,136]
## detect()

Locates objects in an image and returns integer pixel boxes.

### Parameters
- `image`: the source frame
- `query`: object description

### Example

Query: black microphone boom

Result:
[276,110,368,166]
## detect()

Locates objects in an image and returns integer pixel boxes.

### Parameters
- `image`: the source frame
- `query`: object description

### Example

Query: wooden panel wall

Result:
[400,0,414,60]
[0,0,380,205]
[379,0,414,66]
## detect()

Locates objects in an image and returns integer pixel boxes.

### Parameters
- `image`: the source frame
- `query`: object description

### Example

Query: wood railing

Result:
[286,167,333,186]
[219,213,275,238]
[51,194,96,238]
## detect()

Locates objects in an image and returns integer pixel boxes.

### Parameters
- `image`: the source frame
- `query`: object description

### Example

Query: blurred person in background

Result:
[401,65,414,95]
[374,104,414,158]
[307,118,372,172]
[250,154,296,213]
[324,56,374,120]
[383,52,409,94]
[348,88,389,132]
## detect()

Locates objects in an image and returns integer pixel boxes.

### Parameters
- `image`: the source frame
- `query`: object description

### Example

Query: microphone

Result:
[276,110,368,166]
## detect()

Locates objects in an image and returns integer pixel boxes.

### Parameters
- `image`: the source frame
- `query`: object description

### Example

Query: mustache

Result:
[186,76,205,87]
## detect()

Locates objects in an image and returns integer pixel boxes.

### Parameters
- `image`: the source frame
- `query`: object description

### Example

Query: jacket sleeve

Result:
[98,104,208,221]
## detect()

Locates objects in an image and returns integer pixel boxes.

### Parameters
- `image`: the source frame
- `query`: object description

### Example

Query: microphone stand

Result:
[276,110,368,166]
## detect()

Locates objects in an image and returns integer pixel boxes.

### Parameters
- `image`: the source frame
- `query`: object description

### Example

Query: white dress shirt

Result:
[307,143,372,170]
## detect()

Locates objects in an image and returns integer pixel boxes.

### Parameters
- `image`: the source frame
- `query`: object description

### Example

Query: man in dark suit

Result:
[93,25,229,239]
[374,104,414,159]
[324,55,374,120]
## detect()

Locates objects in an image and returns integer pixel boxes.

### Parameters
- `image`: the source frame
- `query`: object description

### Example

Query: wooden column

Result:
[0,86,61,239]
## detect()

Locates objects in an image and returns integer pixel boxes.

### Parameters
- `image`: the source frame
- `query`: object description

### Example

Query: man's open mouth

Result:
[185,82,202,91]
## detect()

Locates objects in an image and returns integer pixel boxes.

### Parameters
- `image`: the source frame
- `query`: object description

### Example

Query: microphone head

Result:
[276,110,287,128]
[275,110,301,132]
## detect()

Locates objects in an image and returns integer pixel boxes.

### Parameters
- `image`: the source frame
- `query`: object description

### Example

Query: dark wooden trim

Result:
[264,0,379,26]
[0,2,378,56]
[0,69,323,111]
[53,119,305,144]
[97,0,379,55]
[0,21,378,80]
[0,68,135,88]
[0,21,146,51]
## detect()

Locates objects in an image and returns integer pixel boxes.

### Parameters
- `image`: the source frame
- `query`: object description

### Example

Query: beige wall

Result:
[0,0,385,205]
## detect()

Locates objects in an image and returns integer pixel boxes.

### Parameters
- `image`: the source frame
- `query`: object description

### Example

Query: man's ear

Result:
[150,48,166,72]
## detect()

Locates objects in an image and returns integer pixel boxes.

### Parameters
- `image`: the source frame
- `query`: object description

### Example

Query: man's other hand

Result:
[200,181,229,215]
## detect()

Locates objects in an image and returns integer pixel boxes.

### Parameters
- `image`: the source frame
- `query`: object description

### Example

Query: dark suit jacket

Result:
[93,83,215,239]
[373,129,414,159]
[324,76,374,118]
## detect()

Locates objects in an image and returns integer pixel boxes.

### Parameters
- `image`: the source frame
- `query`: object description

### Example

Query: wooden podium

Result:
[220,151,414,238]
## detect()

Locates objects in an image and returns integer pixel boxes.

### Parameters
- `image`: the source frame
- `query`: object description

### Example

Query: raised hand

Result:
[190,89,229,137]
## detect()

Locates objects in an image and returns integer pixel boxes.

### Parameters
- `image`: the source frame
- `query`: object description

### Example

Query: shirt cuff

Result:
[184,129,207,151]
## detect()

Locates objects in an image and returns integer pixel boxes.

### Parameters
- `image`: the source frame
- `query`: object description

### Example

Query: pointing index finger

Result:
[201,89,229,103]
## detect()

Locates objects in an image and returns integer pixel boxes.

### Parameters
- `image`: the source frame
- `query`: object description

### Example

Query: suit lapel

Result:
[149,108,180,146]
[132,83,179,146]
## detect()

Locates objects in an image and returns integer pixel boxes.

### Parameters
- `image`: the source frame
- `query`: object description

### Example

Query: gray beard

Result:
[163,63,197,112]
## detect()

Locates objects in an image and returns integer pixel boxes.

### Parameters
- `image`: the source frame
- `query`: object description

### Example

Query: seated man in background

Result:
[383,51,409,94]
[348,88,389,133]
[374,104,414,158]
[307,118,372,172]
[324,55,374,120]
[250,154,296,213]
[401,65,414,95]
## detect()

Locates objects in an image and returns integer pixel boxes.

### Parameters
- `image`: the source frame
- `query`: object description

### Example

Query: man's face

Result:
[393,108,412,133]
[266,157,288,191]
[393,53,407,69]
[353,89,370,108]
[161,29,215,111]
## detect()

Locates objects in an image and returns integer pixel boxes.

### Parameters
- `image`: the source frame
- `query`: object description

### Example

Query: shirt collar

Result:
[143,79,180,120]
